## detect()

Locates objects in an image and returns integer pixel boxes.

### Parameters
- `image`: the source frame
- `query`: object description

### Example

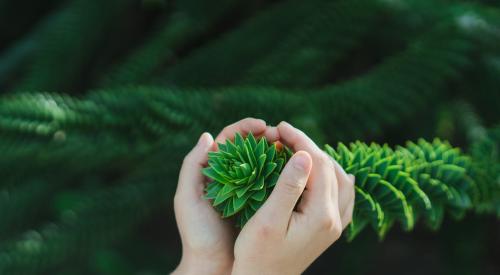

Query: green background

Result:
[0,0,499,274]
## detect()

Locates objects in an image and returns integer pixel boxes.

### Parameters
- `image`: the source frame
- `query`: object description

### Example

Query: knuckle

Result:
[244,117,266,130]
[222,125,232,134]
[255,222,276,239]
[319,214,336,231]
[296,128,306,137]
[257,224,272,237]
[317,153,334,167]
[249,215,278,239]
[318,211,343,238]
[331,222,343,239]
[333,215,343,236]
[277,121,288,129]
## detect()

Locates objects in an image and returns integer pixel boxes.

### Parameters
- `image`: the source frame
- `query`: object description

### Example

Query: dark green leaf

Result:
[252,188,266,201]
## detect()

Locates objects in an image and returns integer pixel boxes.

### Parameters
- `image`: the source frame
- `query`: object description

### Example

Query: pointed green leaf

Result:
[275,158,285,172]
[204,182,222,199]
[257,154,266,176]
[244,142,257,168]
[256,138,266,156]
[232,192,252,213]
[248,169,257,184]
[251,176,265,191]
[363,173,381,193]
[226,139,239,156]
[266,144,276,161]
[240,163,251,177]
[220,183,238,196]
[252,188,266,201]
[214,190,233,206]
[263,162,277,178]
[222,200,236,217]
[202,167,229,184]
[247,132,257,150]
[236,179,258,197]
[248,199,263,211]
[235,132,245,149]
[268,172,280,187]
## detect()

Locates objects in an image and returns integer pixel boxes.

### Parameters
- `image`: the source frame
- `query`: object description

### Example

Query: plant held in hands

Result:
[204,133,483,240]
[203,133,292,227]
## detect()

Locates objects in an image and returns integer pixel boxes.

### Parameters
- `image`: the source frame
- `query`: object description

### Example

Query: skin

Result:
[172,118,355,275]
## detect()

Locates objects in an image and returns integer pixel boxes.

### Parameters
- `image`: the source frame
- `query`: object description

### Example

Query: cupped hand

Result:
[172,118,279,275]
[232,121,355,275]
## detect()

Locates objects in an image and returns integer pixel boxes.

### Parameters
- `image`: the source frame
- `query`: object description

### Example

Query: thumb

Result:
[254,151,312,230]
[177,132,214,197]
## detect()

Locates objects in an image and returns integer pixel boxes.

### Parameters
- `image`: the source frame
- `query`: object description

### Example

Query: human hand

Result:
[232,121,355,275]
[173,118,279,275]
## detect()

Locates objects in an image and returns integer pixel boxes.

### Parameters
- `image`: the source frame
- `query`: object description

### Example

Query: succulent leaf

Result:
[204,133,292,226]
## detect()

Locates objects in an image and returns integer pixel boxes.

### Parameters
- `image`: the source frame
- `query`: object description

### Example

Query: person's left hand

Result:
[172,118,279,275]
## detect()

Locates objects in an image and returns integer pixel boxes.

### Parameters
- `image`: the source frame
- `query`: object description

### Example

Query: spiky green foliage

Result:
[8,0,140,93]
[469,126,500,216]
[326,139,477,240]
[1,0,500,273]
[99,0,247,87]
[203,133,292,227]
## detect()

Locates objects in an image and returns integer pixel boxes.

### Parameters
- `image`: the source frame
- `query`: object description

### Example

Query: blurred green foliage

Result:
[0,0,499,274]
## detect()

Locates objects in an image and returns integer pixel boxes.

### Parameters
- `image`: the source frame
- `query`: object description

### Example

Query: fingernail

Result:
[292,152,310,171]
[348,174,355,183]
[278,121,290,128]
[197,132,209,147]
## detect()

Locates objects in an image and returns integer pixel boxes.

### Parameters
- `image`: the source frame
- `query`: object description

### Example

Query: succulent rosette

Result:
[203,132,293,227]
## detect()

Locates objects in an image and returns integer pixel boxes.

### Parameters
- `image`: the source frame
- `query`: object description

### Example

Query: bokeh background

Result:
[0,0,499,274]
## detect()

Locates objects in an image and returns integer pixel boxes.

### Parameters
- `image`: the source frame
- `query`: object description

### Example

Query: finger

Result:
[334,162,355,229]
[176,132,214,198]
[253,151,312,231]
[215,118,267,144]
[276,121,324,155]
[341,194,354,230]
[333,161,355,213]
[277,121,333,204]
[263,125,280,142]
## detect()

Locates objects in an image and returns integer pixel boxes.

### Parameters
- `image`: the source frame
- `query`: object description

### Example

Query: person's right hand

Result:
[173,118,279,275]
[232,121,355,275]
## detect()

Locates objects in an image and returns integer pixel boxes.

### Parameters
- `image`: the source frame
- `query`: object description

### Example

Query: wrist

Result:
[173,251,233,275]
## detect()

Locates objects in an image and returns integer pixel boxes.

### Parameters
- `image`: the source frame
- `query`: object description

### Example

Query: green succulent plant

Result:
[204,134,481,239]
[202,132,293,227]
